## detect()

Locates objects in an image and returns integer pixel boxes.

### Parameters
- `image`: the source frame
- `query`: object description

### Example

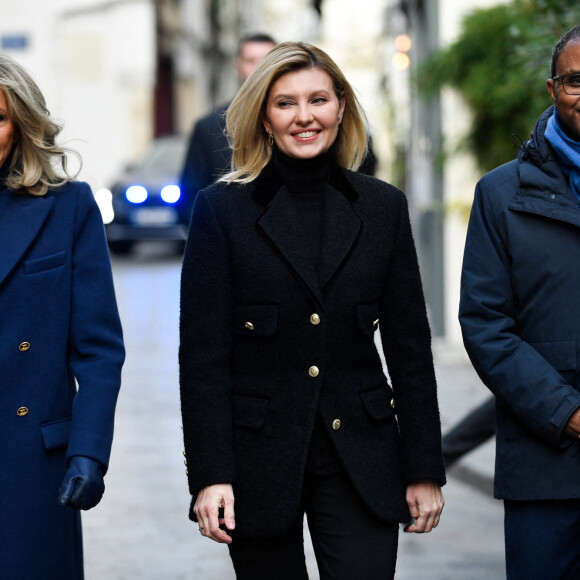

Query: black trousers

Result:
[228,419,399,580]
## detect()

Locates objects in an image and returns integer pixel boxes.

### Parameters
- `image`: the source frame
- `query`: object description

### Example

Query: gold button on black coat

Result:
[308,365,319,378]
[17,407,28,417]
[372,319,379,329]
[390,398,396,409]
[332,419,341,430]
[19,342,30,351]
[310,313,321,325]
[244,321,255,331]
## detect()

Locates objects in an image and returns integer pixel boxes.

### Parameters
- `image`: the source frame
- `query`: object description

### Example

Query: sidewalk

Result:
[434,341,496,495]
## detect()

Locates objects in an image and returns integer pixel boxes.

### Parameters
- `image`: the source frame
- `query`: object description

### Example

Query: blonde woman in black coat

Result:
[179,41,445,580]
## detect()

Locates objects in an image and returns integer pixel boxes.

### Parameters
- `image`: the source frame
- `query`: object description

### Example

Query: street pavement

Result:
[82,244,505,579]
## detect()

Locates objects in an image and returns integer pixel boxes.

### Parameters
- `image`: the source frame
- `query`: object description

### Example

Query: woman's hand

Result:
[404,480,444,533]
[194,483,235,543]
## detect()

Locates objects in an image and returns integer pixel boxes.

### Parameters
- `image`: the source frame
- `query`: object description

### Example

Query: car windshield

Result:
[135,137,186,179]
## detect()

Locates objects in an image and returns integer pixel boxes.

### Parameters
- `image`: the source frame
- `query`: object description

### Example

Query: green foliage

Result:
[416,0,580,172]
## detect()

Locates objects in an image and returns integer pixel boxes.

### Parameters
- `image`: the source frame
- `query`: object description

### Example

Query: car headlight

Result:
[126,185,148,203]
[161,184,181,204]
[94,188,115,224]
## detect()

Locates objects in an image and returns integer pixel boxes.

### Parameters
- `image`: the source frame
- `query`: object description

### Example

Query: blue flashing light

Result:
[126,185,148,203]
[161,184,181,204]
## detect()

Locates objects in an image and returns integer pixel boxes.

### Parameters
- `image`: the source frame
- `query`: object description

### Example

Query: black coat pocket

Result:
[232,394,270,429]
[359,382,396,421]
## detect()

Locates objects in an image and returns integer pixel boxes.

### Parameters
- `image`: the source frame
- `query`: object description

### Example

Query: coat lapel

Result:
[257,184,324,305]
[319,185,361,290]
[0,190,54,286]
[253,161,361,303]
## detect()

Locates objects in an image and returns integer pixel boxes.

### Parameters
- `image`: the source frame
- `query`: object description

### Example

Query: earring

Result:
[268,133,274,146]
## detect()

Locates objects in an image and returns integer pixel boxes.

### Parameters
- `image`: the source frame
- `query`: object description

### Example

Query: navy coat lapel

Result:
[257,184,324,305]
[0,190,54,286]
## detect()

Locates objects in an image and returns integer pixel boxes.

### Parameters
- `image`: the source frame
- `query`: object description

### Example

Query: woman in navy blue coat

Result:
[180,42,445,579]
[0,55,124,579]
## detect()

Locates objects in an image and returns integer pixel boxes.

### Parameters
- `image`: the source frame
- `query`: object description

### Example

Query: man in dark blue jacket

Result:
[459,25,580,578]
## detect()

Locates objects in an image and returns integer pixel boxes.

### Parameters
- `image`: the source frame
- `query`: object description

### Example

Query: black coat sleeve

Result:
[179,190,237,495]
[379,192,446,485]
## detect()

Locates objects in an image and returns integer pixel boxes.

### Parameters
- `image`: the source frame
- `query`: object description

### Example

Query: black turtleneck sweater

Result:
[272,148,332,277]
[273,148,343,453]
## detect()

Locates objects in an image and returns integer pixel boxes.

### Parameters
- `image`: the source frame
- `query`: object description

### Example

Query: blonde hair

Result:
[222,41,368,184]
[0,53,78,196]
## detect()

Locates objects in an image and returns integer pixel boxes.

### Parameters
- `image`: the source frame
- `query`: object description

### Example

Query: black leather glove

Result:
[58,455,105,510]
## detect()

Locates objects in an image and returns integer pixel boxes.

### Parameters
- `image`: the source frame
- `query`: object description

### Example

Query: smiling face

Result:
[261,67,345,160]
[547,39,580,141]
[0,89,16,167]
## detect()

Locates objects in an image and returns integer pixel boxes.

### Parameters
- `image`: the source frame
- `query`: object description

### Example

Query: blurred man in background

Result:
[179,33,276,214]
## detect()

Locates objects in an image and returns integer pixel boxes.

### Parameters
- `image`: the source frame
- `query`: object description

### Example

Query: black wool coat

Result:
[179,161,445,537]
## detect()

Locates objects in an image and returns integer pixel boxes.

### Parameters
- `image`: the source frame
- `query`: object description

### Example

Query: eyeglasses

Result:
[552,74,580,95]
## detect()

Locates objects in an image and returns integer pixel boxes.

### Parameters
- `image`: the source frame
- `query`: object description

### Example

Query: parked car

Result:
[95,134,191,254]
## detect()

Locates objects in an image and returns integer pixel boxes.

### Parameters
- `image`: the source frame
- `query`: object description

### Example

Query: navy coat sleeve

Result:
[459,180,580,447]
[66,183,125,468]
[179,189,237,494]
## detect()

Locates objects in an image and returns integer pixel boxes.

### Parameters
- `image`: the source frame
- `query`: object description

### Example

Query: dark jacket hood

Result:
[517,106,572,200]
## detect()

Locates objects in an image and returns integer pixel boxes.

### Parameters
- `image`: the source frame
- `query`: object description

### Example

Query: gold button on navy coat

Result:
[0,181,124,580]
[180,162,445,537]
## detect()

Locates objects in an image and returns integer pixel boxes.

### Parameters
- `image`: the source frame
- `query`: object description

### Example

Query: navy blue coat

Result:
[459,106,580,499]
[0,181,124,579]
[180,162,445,537]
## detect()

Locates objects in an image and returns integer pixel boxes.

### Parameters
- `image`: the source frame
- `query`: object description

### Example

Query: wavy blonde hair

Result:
[0,53,78,196]
[222,41,368,184]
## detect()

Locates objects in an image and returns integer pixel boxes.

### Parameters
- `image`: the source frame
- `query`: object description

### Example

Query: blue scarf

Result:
[545,112,580,201]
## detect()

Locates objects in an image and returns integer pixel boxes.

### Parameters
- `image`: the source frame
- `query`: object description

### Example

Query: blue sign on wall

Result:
[1,35,29,51]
